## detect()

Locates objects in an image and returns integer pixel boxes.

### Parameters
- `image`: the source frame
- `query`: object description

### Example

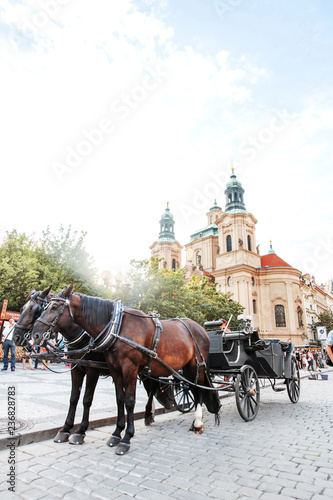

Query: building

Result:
[151,171,333,344]
[150,203,183,271]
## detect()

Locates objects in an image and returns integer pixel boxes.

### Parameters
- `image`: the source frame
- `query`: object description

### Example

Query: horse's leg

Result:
[184,365,205,434]
[69,368,100,445]
[189,391,204,434]
[142,378,155,426]
[116,370,138,455]
[106,372,126,448]
[54,367,85,443]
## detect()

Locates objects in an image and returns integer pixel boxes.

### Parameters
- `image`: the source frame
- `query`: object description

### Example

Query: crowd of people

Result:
[294,348,325,371]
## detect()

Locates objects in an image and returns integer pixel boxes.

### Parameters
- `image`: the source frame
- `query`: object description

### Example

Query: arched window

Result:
[227,276,232,287]
[253,299,257,314]
[172,259,176,271]
[226,235,232,252]
[247,235,252,251]
[275,305,286,327]
[228,194,232,203]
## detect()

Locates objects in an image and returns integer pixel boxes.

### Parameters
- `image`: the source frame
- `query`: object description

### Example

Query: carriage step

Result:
[273,387,286,392]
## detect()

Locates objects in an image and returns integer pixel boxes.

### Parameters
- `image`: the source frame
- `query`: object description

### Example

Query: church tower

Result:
[216,167,260,267]
[150,203,183,270]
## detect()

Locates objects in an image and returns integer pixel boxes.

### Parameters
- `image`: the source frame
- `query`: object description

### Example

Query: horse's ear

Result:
[63,283,74,298]
[26,289,36,300]
[40,286,52,299]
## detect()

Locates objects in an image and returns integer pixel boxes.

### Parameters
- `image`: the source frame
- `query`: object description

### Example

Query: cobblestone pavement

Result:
[0,370,332,499]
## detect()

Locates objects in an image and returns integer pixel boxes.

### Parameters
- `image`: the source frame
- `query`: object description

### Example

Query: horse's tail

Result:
[202,370,221,425]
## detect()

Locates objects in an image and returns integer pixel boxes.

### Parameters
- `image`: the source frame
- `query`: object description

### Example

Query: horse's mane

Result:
[78,294,115,326]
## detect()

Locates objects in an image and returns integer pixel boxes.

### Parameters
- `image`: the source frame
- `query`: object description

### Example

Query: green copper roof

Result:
[209,199,222,211]
[190,224,218,242]
[158,203,176,242]
[224,169,247,213]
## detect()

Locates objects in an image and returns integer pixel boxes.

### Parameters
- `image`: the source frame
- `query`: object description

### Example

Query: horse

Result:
[15,288,176,443]
[13,287,110,445]
[31,284,220,455]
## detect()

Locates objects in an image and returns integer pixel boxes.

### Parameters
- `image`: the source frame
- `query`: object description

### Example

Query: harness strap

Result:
[88,301,124,352]
[141,315,163,376]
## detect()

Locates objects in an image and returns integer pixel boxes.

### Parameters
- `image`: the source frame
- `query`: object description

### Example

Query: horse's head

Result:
[13,286,52,346]
[31,284,80,346]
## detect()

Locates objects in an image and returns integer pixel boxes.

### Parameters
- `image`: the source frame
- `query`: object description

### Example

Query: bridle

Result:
[36,296,74,344]
[14,292,49,344]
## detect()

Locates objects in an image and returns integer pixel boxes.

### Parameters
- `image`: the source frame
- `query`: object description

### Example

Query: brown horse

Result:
[32,284,220,455]
[13,287,110,445]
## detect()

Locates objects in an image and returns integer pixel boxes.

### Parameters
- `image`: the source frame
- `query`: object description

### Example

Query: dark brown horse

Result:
[13,287,109,445]
[31,284,220,455]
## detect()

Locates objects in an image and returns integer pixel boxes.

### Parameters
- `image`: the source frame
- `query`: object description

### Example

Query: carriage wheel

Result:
[173,380,195,413]
[286,357,300,403]
[235,365,260,422]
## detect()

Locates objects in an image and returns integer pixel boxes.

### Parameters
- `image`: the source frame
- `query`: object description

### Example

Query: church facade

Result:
[151,171,333,345]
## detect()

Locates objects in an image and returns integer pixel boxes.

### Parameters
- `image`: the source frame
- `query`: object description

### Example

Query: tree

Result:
[117,258,244,327]
[316,310,333,334]
[0,227,106,311]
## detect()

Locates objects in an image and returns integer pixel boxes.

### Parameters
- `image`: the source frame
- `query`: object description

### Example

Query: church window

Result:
[275,305,286,327]
[228,194,232,203]
[253,299,257,314]
[227,276,232,287]
[172,259,176,271]
[252,277,255,286]
[247,235,252,251]
[226,235,232,252]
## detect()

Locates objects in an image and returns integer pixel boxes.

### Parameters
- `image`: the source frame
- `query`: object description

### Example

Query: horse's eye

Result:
[52,304,58,310]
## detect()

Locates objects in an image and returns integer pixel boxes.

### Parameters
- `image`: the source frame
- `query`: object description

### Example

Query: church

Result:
[150,169,333,345]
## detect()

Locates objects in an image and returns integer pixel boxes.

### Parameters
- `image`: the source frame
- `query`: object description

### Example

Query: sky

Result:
[1,0,333,286]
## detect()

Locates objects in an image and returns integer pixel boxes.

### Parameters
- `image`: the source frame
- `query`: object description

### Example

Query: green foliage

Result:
[0,227,105,311]
[117,258,244,327]
[316,310,333,333]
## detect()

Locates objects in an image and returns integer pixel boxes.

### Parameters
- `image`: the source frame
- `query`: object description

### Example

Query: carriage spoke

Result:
[235,365,260,422]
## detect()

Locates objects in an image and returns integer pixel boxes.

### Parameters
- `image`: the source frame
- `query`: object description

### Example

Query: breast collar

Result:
[87,300,124,353]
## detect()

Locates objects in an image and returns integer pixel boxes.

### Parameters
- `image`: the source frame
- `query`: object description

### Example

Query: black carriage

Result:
[174,315,300,421]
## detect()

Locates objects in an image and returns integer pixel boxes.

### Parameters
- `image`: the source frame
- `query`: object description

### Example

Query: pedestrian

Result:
[22,355,34,370]
[307,350,314,371]
[326,329,333,365]
[301,350,308,370]
[1,318,17,372]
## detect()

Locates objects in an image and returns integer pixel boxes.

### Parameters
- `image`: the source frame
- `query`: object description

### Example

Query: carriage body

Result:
[199,317,300,421]
[208,330,293,380]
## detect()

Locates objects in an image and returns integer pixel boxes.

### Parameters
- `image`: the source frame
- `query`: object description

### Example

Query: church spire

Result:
[158,202,176,242]
[224,167,247,213]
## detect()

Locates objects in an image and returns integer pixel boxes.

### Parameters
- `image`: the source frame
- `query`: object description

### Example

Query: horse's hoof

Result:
[189,422,204,434]
[69,433,85,445]
[107,435,121,447]
[144,415,155,426]
[54,431,70,443]
[194,425,204,435]
[115,442,130,455]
